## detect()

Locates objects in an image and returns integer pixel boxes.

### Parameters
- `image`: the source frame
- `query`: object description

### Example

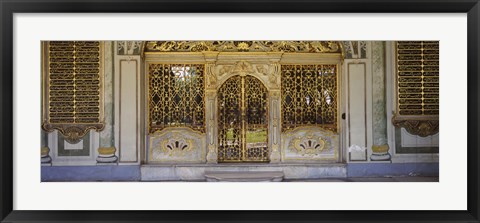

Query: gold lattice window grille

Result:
[392,41,439,137]
[281,64,338,132]
[148,64,205,133]
[42,41,104,144]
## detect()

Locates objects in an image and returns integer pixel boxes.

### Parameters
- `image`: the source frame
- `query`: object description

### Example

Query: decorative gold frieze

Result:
[145,41,342,53]
[42,41,104,144]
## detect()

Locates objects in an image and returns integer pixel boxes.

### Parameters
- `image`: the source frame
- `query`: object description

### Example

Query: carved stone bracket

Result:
[392,116,439,137]
[42,123,104,144]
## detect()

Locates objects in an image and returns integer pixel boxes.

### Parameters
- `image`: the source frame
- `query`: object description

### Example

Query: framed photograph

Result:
[1,0,479,222]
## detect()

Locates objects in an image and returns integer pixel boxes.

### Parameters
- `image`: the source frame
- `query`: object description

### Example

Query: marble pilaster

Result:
[98,41,117,164]
[100,41,114,147]
[371,41,390,161]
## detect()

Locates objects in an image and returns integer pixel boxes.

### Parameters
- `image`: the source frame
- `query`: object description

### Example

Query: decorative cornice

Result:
[145,41,342,53]
[42,123,104,144]
[392,116,439,137]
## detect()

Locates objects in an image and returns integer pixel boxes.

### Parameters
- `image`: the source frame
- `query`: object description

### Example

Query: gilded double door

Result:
[218,75,269,162]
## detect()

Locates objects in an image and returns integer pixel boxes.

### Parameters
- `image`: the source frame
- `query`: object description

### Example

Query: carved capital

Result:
[205,63,217,89]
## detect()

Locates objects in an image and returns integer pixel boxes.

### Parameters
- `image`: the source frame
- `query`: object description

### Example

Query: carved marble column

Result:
[371,41,390,161]
[98,41,118,164]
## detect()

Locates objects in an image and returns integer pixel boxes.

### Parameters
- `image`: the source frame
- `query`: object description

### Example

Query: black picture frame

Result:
[1,0,479,222]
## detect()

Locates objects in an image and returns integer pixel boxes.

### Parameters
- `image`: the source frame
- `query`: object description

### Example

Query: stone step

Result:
[204,171,284,182]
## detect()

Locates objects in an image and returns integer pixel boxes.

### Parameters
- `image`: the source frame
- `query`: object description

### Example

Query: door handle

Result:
[342,113,346,120]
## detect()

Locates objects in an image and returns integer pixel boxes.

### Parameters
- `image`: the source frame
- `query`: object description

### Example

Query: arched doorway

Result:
[217,75,269,162]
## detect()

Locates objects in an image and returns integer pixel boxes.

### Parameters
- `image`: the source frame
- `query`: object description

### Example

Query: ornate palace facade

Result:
[41,41,439,181]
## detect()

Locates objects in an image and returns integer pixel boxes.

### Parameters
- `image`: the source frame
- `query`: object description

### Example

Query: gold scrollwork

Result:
[392,116,439,137]
[145,41,342,53]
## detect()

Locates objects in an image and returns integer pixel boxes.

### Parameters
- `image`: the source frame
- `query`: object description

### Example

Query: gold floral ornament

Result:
[392,117,439,137]
[145,41,342,53]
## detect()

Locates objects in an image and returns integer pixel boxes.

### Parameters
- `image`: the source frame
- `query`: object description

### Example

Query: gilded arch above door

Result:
[206,60,281,91]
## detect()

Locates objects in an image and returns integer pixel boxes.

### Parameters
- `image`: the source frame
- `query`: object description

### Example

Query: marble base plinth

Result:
[96,154,118,164]
[370,153,391,161]
[205,171,284,182]
[41,156,52,164]
[141,163,347,181]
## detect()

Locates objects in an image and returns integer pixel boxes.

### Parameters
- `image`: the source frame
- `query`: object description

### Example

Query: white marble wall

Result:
[114,41,142,164]
[343,42,373,162]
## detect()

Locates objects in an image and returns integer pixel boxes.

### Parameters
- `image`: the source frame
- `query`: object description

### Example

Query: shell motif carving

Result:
[161,137,193,157]
[290,134,328,156]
